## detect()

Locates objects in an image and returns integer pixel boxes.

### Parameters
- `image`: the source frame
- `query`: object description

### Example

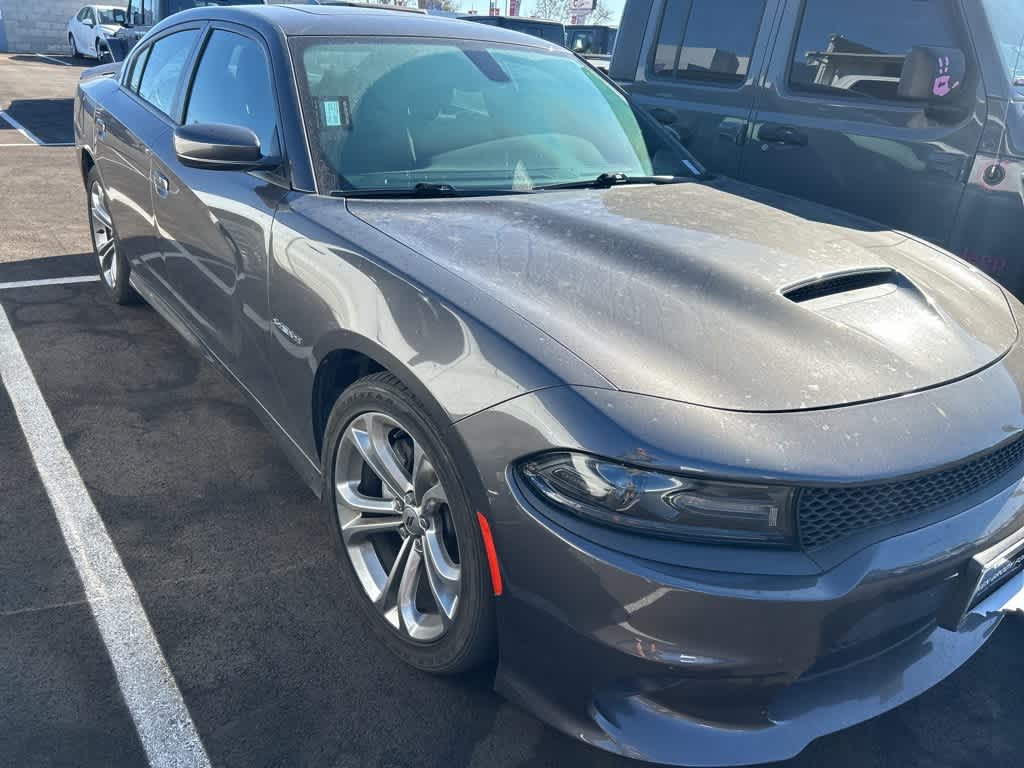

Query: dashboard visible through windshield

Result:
[291,36,698,195]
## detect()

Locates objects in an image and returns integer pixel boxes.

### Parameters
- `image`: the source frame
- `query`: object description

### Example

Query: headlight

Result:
[518,452,794,546]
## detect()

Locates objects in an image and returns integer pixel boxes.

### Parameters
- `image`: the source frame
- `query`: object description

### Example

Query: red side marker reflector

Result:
[476,511,503,596]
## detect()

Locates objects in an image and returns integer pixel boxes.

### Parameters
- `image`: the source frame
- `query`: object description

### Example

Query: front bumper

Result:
[454,345,1024,765]
[487,483,1023,767]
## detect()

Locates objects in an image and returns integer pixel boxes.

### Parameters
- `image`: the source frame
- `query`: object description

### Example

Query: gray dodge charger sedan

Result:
[73,5,1024,765]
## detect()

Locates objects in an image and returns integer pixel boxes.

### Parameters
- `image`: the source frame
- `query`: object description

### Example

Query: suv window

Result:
[184,30,279,156]
[790,0,959,100]
[137,29,199,116]
[128,0,154,27]
[651,0,766,83]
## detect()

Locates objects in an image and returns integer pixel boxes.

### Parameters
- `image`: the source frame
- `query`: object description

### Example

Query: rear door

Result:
[72,8,91,54]
[623,0,782,176]
[739,0,985,246]
[149,23,288,410]
[93,30,196,289]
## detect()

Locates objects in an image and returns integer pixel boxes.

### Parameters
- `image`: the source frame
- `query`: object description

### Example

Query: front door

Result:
[739,0,985,247]
[624,0,782,177]
[150,25,287,411]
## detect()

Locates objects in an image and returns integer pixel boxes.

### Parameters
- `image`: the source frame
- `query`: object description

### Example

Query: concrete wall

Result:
[0,0,85,53]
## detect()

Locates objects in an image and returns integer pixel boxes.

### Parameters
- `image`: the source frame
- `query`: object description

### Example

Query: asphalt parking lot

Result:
[1,52,1023,768]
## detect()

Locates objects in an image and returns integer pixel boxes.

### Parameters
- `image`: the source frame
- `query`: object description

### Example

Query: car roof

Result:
[157,4,561,49]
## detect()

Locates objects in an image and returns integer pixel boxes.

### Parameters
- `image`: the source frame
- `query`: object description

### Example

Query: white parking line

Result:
[34,53,73,66]
[0,305,213,768]
[0,275,100,291]
[0,110,46,145]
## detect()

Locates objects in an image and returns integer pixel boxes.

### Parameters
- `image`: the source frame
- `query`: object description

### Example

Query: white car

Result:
[67,5,126,60]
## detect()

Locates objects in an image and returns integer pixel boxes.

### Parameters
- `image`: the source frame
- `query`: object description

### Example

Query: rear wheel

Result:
[86,166,139,305]
[323,372,496,674]
[69,35,79,59]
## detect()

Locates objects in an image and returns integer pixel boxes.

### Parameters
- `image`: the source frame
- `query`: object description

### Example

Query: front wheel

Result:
[86,166,139,305]
[323,372,496,674]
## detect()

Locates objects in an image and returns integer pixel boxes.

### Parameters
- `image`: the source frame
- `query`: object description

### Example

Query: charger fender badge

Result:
[272,318,304,346]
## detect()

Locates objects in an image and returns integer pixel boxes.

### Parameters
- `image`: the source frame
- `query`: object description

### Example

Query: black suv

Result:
[612,0,1024,298]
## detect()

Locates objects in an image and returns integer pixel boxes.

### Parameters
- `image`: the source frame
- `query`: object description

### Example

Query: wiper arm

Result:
[333,182,461,199]
[534,173,685,191]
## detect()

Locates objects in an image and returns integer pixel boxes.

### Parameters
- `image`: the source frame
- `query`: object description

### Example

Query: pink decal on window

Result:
[932,56,960,97]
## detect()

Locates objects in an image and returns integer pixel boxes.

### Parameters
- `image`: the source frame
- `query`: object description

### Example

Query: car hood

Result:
[98,24,120,36]
[347,178,1018,411]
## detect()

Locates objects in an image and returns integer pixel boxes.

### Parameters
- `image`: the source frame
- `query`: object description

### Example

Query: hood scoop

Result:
[783,268,898,308]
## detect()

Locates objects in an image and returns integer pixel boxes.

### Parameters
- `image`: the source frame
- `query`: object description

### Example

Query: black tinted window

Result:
[652,0,765,82]
[130,0,154,26]
[137,29,199,116]
[185,30,279,155]
[790,0,959,100]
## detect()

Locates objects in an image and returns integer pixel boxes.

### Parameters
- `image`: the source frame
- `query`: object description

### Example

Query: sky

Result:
[455,0,625,24]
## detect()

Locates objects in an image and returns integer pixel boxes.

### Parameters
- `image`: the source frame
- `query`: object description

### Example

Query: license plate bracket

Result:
[938,531,1024,630]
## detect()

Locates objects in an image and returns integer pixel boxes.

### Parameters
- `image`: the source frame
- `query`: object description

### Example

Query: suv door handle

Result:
[153,171,169,199]
[718,118,746,145]
[758,123,808,146]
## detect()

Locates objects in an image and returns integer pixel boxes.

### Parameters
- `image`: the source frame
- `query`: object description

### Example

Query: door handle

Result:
[95,117,106,141]
[718,118,746,145]
[927,151,967,181]
[758,123,808,146]
[153,171,169,199]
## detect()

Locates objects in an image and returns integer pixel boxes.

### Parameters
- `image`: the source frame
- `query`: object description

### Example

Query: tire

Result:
[95,39,108,62]
[69,35,79,59]
[322,372,496,674]
[86,166,140,305]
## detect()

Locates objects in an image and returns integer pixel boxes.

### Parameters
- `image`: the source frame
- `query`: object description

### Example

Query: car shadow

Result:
[0,253,95,284]
[3,97,75,144]
[8,53,91,69]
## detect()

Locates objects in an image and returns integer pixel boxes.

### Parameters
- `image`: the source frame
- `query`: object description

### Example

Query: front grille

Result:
[798,435,1024,549]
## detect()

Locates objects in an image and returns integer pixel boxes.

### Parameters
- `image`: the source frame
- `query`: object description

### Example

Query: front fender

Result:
[267,192,612,468]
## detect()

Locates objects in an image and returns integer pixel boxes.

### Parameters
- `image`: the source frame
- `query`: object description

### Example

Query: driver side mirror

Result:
[173,124,280,172]
[897,46,966,102]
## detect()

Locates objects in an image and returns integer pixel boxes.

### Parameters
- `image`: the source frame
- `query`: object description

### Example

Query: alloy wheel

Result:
[334,411,462,643]
[90,181,118,288]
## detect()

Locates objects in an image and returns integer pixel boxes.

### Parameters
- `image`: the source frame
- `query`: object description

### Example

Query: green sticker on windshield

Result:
[323,100,341,127]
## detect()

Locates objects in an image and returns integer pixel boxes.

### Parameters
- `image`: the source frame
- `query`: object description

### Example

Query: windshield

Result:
[97,8,127,24]
[292,37,698,194]
[982,0,1024,83]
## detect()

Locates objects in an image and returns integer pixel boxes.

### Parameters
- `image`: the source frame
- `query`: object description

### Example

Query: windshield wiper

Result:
[333,182,461,198]
[332,182,535,199]
[533,173,686,191]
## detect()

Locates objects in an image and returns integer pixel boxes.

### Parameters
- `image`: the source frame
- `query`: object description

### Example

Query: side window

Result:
[87,8,97,25]
[651,0,766,83]
[184,30,280,156]
[127,45,151,92]
[137,29,199,117]
[77,8,89,22]
[789,0,959,100]
[130,0,153,27]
